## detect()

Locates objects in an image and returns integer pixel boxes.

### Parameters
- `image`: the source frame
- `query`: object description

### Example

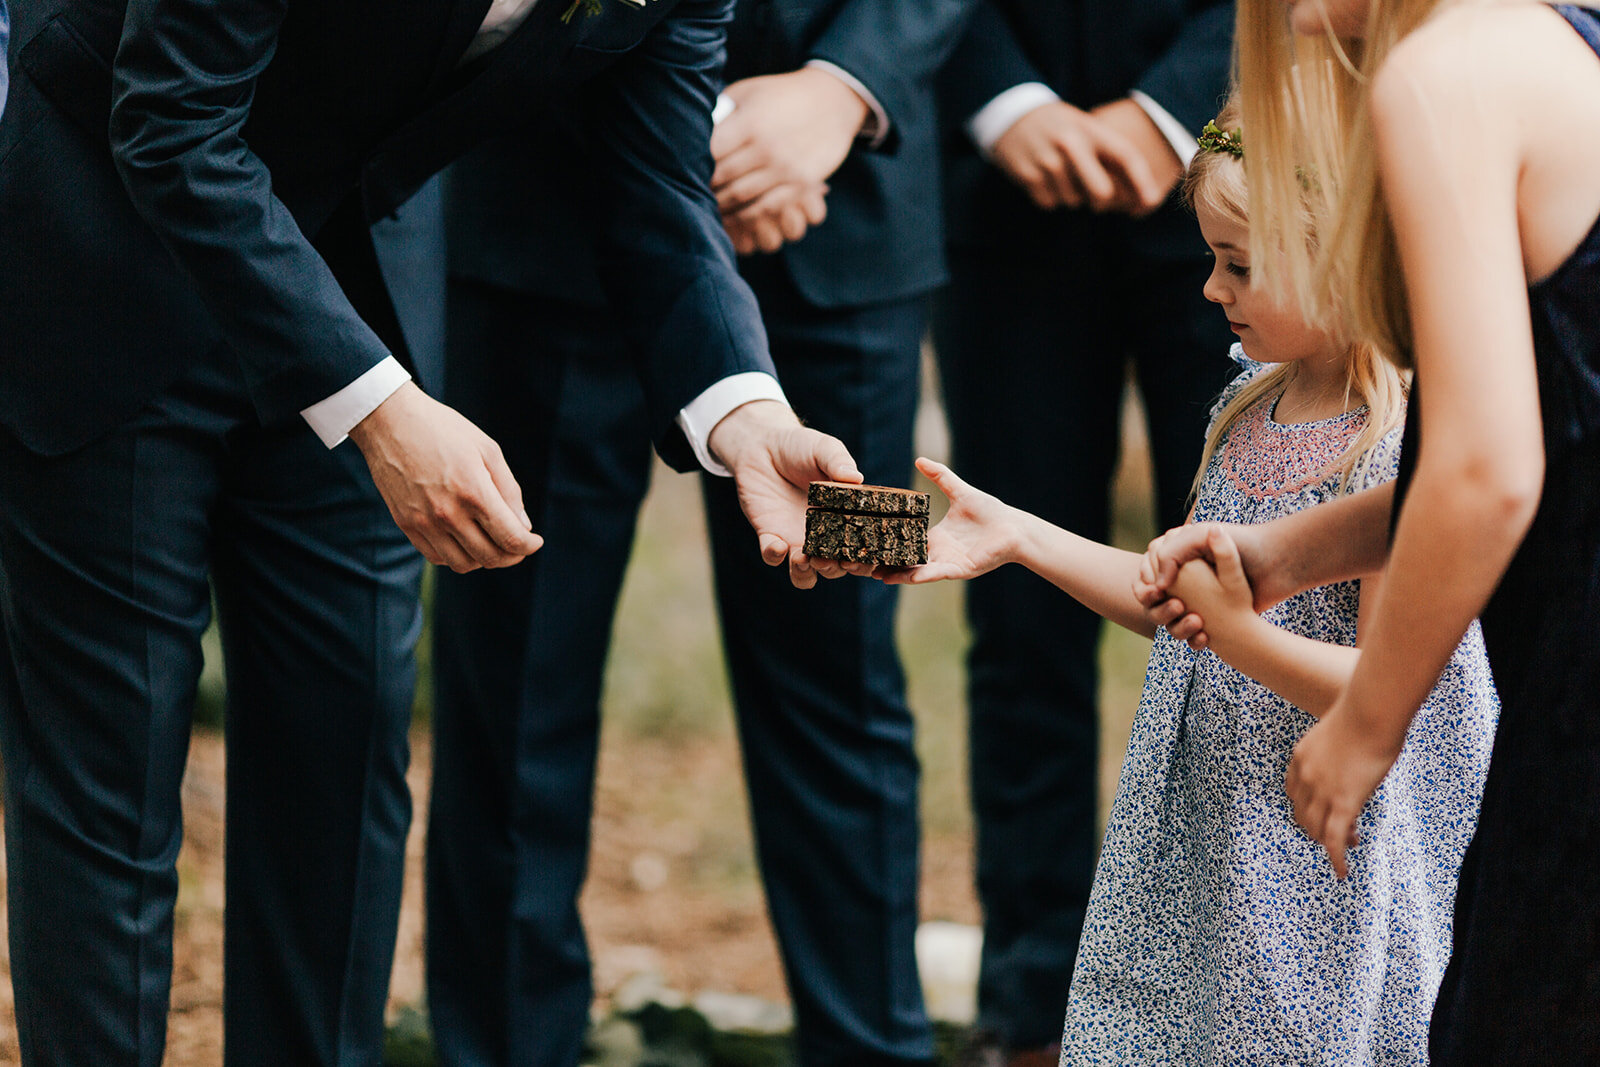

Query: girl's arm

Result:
[1288,14,1558,877]
[884,459,1156,636]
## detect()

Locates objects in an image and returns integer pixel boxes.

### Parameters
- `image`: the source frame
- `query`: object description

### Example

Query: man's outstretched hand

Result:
[349,382,544,572]
[707,400,864,588]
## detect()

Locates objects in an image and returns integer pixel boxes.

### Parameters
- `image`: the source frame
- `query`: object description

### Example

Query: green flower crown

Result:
[1198,120,1244,160]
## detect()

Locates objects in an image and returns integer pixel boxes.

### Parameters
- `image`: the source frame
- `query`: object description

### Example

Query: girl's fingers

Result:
[914,456,965,500]
[1207,527,1247,588]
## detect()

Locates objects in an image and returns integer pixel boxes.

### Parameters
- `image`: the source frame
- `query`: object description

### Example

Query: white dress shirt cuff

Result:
[300,356,413,449]
[1128,89,1200,168]
[967,82,1061,157]
[676,372,791,477]
[804,59,890,149]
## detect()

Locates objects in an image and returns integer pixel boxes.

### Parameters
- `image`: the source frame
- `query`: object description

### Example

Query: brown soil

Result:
[0,728,980,1065]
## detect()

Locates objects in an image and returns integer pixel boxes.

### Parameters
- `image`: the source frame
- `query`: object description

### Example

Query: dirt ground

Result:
[0,726,983,1065]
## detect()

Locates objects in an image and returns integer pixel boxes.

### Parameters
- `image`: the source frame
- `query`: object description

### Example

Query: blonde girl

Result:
[886,102,1498,1062]
[1141,1,1600,1059]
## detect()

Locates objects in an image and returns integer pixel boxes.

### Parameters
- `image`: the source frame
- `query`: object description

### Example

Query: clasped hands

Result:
[989,97,1184,216]
[710,67,870,255]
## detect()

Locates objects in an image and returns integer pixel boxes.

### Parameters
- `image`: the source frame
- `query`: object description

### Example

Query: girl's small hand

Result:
[1169,528,1257,652]
[876,458,1021,584]
[1285,701,1403,879]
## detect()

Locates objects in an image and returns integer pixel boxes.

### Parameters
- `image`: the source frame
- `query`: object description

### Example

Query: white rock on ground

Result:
[916,921,983,1025]
[692,991,794,1035]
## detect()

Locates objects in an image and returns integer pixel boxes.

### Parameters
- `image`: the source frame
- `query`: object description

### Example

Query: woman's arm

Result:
[1287,18,1549,877]
[883,459,1156,636]
[1135,481,1396,643]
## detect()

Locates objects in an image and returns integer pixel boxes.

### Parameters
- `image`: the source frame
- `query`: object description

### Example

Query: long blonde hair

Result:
[1234,0,1481,367]
[1184,96,1408,501]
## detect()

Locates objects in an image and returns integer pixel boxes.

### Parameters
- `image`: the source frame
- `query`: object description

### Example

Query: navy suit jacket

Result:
[0,0,767,469]
[1,0,9,117]
[938,0,1233,261]
[447,0,976,311]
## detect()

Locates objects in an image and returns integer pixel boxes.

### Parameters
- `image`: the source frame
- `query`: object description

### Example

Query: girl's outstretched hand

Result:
[875,458,1021,584]
[1285,701,1402,879]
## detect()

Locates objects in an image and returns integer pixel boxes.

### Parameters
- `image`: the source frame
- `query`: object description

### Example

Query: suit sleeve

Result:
[1,0,11,118]
[934,0,1048,127]
[108,0,390,426]
[806,0,979,151]
[1133,2,1234,134]
[582,0,778,471]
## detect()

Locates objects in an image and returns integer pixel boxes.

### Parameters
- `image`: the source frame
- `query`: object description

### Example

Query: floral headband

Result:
[1198,120,1244,159]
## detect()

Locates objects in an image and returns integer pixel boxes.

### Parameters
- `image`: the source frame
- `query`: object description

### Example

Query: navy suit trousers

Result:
[930,237,1235,1049]
[427,261,932,1067]
[0,350,421,1065]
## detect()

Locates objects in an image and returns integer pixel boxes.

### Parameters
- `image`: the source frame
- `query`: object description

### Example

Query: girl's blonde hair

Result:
[1183,95,1408,501]
[1234,0,1474,367]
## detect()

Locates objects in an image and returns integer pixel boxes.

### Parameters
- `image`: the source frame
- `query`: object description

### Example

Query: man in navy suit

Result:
[0,1,860,1063]
[426,1,974,1063]
[932,3,1235,1064]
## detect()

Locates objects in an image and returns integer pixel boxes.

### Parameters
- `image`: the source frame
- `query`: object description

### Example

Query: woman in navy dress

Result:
[1140,1,1600,1060]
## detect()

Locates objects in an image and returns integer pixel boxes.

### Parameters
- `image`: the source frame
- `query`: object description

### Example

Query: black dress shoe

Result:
[952,1029,1007,1067]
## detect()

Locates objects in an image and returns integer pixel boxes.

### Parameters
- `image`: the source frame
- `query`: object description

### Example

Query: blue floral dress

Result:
[1060,349,1499,1065]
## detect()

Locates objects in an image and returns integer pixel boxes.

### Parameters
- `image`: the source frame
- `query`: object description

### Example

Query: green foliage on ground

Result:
[383,1004,983,1067]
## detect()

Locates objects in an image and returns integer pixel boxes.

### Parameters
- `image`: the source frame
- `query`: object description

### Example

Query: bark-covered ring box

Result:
[802,481,930,567]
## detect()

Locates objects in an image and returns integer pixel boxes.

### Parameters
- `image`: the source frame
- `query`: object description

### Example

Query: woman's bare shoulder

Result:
[1383,2,1599,95]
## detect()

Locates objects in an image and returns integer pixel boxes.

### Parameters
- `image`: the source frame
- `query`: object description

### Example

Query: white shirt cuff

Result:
[804,59,890,149]
[300,356,412,448]
[676,372,790,477]
[967,82,1061,158]
[1128,89,1199,168]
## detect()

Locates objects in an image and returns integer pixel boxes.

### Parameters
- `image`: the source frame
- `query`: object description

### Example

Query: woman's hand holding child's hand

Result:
[1166,528,1259,656]
[1136,521,1289,647]
[875,458,1021,584]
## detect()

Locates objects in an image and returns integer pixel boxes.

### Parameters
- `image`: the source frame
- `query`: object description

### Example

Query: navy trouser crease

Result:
[0,350,420,1066]
[428,263,934,1067]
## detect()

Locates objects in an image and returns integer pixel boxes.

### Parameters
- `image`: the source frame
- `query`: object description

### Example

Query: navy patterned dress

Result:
[1061,349,1499,1065]
[1422,8,1600,1060]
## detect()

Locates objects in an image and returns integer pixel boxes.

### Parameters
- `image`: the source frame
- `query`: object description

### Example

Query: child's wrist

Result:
[1206,606,1269,659]
[1007,506,1043,568]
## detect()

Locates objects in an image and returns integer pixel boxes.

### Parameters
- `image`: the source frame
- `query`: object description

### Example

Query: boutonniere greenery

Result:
[562,0,648,23]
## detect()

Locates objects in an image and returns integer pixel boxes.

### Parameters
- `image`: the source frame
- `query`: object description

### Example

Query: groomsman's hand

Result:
[990,99,1165,214]
[1089,97,1185,215]
[711,67,869,253]
[707,400,865,588]
[349,382,544,572]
